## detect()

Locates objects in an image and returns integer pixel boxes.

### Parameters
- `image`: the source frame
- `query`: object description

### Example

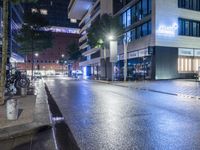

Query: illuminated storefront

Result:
[178,48,200,73]
[116,0,200,80]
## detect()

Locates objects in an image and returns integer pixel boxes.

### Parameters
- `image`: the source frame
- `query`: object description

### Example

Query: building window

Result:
[178,57,193,72]
[179,18,200,37]
[127,9,131,27]
[120,0,152,28]
[142,0,148,17]
[40,9,48,15]
[31,8,38,13]
[141,23,148,36]
[178,0,200,11]
[120,20,151,43]
[122,11,127,28]
[70,19,77,23]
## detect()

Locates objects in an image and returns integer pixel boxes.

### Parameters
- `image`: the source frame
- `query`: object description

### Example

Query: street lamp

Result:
[61,54,65,58]
[33,52,39,78]
[35,53,39,57]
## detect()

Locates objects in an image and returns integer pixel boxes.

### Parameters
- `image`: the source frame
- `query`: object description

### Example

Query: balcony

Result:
[68,0,96,20]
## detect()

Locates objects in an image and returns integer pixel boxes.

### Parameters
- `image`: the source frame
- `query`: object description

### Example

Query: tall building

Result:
[17,0,80,75]
[68,0,113,79]
[23,0,78,27]
[69,0,200,80]
[0,1,25,65]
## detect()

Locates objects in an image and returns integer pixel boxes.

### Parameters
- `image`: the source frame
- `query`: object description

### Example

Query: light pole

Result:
[61,54,65,75]
[34,53,39,78]
[123,39,128,82]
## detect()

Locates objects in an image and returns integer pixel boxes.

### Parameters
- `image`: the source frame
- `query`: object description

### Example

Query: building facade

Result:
[68,0,113,79]
[69,0,200,80]
[0,1,25,66]
[17,0,80,76]
[17,29,79,75]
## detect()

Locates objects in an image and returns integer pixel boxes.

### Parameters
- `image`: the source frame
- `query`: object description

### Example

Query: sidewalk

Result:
[95,79,200,99]
[0,80,55,149]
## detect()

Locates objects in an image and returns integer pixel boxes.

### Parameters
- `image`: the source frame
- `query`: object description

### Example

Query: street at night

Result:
[45,77,200,150]
[2,0,200,149]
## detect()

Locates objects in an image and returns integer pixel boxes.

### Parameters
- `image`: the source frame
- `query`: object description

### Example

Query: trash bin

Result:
[21,87,27,97]
[6,99,18,120]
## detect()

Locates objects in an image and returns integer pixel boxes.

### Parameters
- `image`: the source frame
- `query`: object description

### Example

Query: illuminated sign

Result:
[157,23,178,36]
[178,48,193,56]
[41,26,80,34]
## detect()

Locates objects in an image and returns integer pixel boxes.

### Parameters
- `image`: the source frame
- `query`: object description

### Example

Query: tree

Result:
[87,14,123,79]
[16,12,53,79]
[0,0,38,105]
[87,14,123,49]
[67,43,82,61]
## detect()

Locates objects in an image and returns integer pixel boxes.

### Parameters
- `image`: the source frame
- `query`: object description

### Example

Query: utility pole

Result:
[123,40,128,82]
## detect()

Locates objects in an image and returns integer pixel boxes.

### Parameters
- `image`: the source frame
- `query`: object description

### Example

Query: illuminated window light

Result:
[40,9,48,15]
[31,8,38,13]
[181,58,184,71]
[70,19,77,23]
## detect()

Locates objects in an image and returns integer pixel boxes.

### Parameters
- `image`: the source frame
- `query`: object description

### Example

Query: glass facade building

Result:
[0,1,24,63]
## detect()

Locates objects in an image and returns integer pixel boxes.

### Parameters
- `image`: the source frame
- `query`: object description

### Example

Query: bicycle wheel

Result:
[15,77,30,88]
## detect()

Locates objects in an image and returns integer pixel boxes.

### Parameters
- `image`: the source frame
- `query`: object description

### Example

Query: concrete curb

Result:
[0,81,52,141]
[93,80,200,100]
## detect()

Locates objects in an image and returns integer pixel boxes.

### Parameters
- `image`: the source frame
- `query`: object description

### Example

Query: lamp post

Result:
[61,54,65,75]
[123,37,131,82]
[34,53,39,78]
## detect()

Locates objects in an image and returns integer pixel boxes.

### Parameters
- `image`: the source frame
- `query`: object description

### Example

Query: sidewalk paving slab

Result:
[0,80,52,142]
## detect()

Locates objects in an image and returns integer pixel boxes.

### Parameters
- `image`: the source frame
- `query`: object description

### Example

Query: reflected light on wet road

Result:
[45,78,200,150]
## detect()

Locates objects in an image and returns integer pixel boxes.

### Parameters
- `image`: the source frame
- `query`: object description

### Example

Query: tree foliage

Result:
[87,14,123,49]
[16,12,53,55]
[67,43,82,61]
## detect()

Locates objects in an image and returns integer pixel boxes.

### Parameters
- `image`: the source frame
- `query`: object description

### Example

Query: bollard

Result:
[6,99,18,120]
[21,87,27,97]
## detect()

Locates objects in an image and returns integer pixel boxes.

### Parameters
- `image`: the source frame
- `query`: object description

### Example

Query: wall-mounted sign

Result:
[128,51,138,59]
[178,48,193,56]
[194,49,200,57]
[139,48,149,57]
[157,23,178,36]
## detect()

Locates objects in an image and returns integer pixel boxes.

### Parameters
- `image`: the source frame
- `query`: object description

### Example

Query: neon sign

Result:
[157,23,178,36]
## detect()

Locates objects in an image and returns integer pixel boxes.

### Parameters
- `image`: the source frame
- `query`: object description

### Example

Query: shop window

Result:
[178,57,200,72]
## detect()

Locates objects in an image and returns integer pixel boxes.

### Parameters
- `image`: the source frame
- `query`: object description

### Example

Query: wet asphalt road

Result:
[45,77,200,150]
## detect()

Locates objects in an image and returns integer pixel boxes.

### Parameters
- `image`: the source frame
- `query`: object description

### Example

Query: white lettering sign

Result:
[139,48,149,57]
[128,51,139,59]
[157,23,178,36]
[178,48,193,56]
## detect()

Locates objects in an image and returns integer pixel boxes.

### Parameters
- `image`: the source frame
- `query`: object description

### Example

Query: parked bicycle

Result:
[5,68,30,95]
